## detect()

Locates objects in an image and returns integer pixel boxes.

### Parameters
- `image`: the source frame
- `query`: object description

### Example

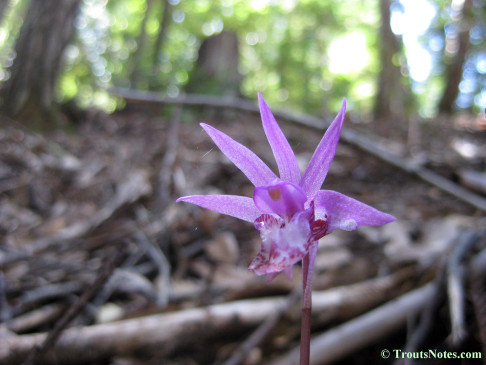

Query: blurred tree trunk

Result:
[1,0,81,125]
[186,31,241,96]
[302,29,312,111]
[149,0,172,90]
[130,0,155,88]
[0,0,10,25]
[374,0,407,121]
[438,0,474,114]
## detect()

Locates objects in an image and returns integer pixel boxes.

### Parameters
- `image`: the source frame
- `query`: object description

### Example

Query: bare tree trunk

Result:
[374,0,407,121]
[186,31,241,96]
[438,0,474,114]
[130,0,155,88]
[149,0,172,90]
[0,0,10,26]
[1,0,81,125]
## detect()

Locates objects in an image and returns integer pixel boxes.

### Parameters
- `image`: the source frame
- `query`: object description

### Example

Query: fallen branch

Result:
[222,288,301,365]
[269,283,435,365]
[23,249,127,365]
[110,88,264,116]
[458,169,486,195]
[0,272,408,364]
[401,230,483,365]
[447,230,481,345]
[469,248,486,357]
[20,282,84,307]
[403,267,446,359]
[5,303,65,334]
[109,88,486,213]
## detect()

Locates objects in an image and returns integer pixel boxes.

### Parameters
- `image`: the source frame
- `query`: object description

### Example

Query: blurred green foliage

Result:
[0,0,484,117]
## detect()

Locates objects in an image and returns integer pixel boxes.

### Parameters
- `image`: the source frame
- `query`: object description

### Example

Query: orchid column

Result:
[177,93,395,365]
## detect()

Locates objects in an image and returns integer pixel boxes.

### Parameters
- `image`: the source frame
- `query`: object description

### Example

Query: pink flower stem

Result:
[300,242,318,365]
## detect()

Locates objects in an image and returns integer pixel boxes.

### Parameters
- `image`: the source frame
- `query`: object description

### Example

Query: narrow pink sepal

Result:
[313,190,396,234]
[176,194,261,222]
[258,93,301,185]
[300,99,346,199]
[201,123,277,187]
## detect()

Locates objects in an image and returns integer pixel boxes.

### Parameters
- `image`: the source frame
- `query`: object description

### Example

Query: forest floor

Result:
[1,100,486,365]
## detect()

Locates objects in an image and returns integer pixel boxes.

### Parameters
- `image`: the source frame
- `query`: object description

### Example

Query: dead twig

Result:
[398,230,483,365]
[0,272,408,364]
[269,283,436,365]
[4,303,65,334]
[447,230,481,345]
[469,248,486,359]
[19,282,84,308]
[133,231,171,307]
[22,248,128,365]
[402,267,446,359]
[221,289,301,365]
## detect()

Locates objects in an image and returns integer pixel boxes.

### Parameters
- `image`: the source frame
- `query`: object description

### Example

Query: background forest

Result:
[1,1,486,365]
[0,0,485,121]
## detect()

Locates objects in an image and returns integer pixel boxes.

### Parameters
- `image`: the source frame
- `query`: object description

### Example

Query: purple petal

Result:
[253,180,307,218]
[313,190,396,234]
[258,93,301,184]
[201,123,277,187]
[176,195,261,222]
[300,99,346,199]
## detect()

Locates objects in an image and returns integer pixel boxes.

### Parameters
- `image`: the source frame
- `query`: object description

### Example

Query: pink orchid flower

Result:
[177,93,395,281]
[178,93,395,364]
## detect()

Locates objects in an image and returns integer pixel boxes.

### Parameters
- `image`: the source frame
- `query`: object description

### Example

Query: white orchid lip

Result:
[249,210,312,277]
